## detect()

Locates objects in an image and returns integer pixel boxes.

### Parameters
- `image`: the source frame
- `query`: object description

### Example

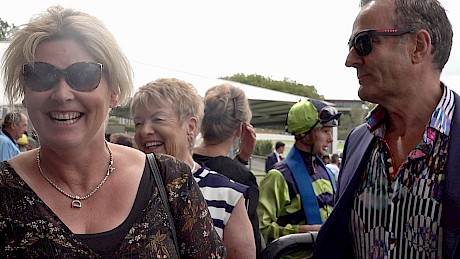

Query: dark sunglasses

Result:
[22,62,103,92]
[348,29,412,56]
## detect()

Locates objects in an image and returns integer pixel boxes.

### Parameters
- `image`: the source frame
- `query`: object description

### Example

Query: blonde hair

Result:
[201,83,252,144]
[1,5,133,105]
[130,78,204,153]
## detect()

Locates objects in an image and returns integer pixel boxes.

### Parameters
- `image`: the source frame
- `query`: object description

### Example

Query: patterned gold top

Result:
[0,153,226,258]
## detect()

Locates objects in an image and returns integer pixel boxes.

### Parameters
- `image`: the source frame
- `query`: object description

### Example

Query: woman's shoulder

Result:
[0,160,35,211]
[0,161,20,186]
[111,144,146,174]
[195,155,253,175]
[154,153,189,170]
[195,167,248,193]
[149,153,193,184]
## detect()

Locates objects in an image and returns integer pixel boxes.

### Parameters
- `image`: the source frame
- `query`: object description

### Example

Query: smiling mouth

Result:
[49,112,82,124]
[145,141,163,149]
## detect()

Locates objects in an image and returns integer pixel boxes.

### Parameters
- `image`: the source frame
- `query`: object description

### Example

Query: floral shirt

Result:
[350,84,454,259]
[0,153,226,258]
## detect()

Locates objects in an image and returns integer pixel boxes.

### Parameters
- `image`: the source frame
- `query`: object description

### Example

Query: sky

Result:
[1,0,459,100]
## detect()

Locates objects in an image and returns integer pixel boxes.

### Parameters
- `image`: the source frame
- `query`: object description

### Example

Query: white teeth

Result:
[50,112,81,120]
[145,141,162,148]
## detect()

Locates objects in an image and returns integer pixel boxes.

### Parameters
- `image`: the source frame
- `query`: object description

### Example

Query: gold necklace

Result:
[36,141,115,208]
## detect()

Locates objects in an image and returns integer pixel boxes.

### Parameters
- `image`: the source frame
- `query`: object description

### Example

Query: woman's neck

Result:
[194,139,233,157]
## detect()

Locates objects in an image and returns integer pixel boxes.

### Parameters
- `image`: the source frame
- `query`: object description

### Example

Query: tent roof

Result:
[1,42,315,130]
[132,61,311,130]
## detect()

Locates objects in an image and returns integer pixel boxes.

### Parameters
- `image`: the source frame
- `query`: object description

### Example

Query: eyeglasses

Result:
[348,29,412,56]
[22,62,103,92]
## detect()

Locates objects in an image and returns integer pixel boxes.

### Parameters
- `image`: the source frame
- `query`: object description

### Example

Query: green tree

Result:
[338,106,369,140]
[253,140,273,156]
[0,18,17,41]
[110,104,131,119]
[221,73,324,100]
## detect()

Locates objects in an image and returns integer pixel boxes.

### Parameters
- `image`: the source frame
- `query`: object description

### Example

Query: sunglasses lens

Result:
[23,62,102,92]
[354,33,372,56]
[66,62,102,92]
[23,63,59,91]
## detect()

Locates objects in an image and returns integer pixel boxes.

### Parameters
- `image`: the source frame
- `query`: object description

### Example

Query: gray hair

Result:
[2,112,25,130]
[130,78,204,149]
[360,0,452,71]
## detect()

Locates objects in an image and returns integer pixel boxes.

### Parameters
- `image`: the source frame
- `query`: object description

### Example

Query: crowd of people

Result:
[1,0,458,258]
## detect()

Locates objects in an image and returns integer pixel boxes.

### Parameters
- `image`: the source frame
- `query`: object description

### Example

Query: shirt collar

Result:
[1,129,17,144]
[428,83,455,135]
[366,83,455,138]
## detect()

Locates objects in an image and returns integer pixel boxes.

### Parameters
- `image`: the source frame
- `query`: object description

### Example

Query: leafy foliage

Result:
[338,106,368,140]
[0,18,17,41]
[221,73,324,100]
[110,104,131,119]
[253,140,273,156]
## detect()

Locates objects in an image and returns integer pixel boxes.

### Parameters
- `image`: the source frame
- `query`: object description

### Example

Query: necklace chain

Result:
[36,141,115,208]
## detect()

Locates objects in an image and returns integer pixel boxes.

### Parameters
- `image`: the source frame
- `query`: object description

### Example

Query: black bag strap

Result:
[147,153,179,255]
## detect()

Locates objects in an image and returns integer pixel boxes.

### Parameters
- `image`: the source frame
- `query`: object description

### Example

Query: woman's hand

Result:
[236,123,256,163]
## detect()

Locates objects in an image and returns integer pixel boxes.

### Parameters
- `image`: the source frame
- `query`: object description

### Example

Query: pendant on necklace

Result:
[71,196,82,208]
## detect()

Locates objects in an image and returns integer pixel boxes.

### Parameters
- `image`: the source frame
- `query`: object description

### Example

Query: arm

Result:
[223,197,256,259]
[298,224,322,232]
[257,169,305,244]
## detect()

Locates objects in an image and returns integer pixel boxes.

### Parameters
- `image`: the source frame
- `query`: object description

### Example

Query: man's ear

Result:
[411,29,431,64]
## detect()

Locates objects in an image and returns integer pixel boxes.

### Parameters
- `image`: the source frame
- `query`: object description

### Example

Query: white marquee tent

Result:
[0,41,315,129]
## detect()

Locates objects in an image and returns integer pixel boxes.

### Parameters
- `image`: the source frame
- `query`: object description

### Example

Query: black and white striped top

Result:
[194,166,248,237]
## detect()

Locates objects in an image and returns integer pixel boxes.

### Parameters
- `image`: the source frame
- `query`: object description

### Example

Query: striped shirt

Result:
[350,84,454,259]
[194,167,248,238]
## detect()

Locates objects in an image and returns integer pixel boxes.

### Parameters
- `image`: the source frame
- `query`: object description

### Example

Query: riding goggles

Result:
[319,106,341,127]
[23,61,103,92]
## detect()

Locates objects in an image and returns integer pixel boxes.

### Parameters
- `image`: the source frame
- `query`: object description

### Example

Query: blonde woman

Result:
[0,6,224,258]
[131,78,256,259]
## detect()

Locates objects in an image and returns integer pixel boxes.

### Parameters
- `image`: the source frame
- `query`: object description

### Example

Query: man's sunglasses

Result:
[22,62,103,92]
[348,29,412,56]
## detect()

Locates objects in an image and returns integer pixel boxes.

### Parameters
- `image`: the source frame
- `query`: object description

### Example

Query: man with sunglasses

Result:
[0,112,28,161]
[315,0,459,258]
[258,99,340,258]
